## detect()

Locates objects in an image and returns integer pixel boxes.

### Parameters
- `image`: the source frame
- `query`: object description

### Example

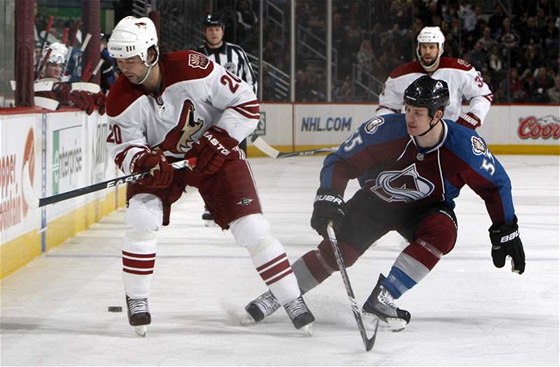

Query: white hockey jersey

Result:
[376,57,493,125]
[105,50,259,175]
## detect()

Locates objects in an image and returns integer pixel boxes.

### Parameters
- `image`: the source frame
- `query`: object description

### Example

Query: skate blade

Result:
[363,312,407,332]
[386,318,407,332]
[239,314,257,326]
[203,220,218,227]
[301,323,313,336]
[134,325,148,337]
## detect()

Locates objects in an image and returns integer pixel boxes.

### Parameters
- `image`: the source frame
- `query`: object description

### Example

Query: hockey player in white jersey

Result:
[376,26,493,129]
[105,16,314,337]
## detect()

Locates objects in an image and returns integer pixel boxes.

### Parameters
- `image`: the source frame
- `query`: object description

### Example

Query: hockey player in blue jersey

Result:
[243,75,525,331]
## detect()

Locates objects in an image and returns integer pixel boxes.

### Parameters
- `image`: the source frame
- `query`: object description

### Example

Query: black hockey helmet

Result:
[203,14,224,28]
[404,75,449,117]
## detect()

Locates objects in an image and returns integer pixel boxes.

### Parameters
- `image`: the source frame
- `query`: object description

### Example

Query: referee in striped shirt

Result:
[197,14,258,225]
[197,14,258,148]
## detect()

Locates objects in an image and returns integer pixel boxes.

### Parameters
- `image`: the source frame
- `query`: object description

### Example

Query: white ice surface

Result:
[1,155,558,366]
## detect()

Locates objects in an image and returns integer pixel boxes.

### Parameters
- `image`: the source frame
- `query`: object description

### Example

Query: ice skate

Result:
[362,274,411,332]
[284,296,315,335]
[241,290,281,325]
[126,296,151,337]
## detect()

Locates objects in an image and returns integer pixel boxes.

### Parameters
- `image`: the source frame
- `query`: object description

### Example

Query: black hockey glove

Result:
[489,216,525,274]
[310,188,345,237]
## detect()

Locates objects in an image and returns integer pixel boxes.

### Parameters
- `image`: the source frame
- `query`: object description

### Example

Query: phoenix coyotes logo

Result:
[160,100,203,153]
[369,164,435,203]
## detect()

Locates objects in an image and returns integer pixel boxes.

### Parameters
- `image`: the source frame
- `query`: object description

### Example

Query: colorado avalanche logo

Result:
[189,53,209,69]
[471,136,487,155]
[369,164,435,203]
[364,117,384,134]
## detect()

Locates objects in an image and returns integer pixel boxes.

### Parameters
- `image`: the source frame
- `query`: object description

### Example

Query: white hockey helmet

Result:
[416,26,445,70]
[108,16,158,63]
[44,42,68,64]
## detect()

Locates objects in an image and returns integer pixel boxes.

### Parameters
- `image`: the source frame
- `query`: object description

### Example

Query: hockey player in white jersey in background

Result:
[377,26,493,130]
[105,16,314,337]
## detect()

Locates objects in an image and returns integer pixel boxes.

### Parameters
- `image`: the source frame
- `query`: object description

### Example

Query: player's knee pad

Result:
[415,211,457,255]
[316,238,361,270]
[229,214,272,253]
[125,193,163,234]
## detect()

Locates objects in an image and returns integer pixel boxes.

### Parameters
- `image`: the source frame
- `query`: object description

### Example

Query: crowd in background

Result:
[33,0,560,104]
[254,0,560,103]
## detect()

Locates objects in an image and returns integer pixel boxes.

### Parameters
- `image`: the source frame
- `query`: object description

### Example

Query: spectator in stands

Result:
[498,67,529,102]
[236,0,258,46]
[333,76,352,101]
[529,66,555,102]
[356,39,373,83]
[498,17,521,60]
[488,4,506,38]
[546,74,560,103]
[444,16,463,58]
[520,16,543,47]
[465,40,488,73]
[542,17,560,60]
[489,44,505,81]
[458,0,477,36]
[477,26,498,53]
[295,69,315,102]
[517,44,543,80]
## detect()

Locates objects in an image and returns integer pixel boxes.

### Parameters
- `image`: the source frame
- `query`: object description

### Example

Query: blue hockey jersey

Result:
[319,114,515,225]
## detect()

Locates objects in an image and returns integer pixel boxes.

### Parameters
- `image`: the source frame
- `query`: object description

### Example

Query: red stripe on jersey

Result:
[105,76,145,117]
[231,100,260,119]
[160,50,215,87]
[123,258,156,269]
[259,258,291,281]
[256,253,285,272]
[123,268,154,275]
[264,268,294,285]
[403,241,440,270]
[388,61,425,78]
[122,251,156,259]
[438,57,474,71]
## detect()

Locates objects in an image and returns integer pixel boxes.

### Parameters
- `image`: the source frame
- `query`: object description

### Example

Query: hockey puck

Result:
[108,306,123,312]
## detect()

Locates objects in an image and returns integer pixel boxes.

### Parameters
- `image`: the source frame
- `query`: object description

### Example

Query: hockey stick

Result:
[326,223,379,352]
[36,16,54,75]
[22,158,197,209]
[251,135,337,159]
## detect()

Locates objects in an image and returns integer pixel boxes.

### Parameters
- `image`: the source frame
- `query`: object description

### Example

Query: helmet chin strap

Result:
[135,53,160,85]
[418,116,439,137]
[420,57,441,73]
